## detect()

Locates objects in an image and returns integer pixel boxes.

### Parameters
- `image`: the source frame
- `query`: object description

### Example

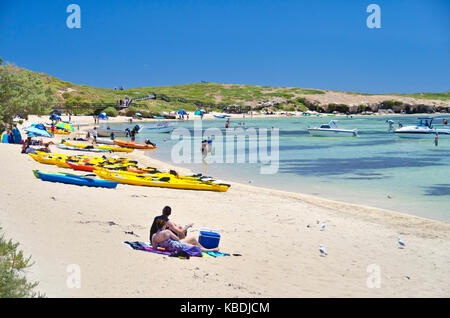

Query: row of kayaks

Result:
[61,140,134,153]
[58,139,156,152]
[29,152,230,192]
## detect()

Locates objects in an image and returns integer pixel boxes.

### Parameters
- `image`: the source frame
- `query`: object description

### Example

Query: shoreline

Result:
[1,114,448,297]
[18,113,449,223]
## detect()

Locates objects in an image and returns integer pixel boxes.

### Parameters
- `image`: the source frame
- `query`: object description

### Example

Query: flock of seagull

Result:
[314,220,406,257]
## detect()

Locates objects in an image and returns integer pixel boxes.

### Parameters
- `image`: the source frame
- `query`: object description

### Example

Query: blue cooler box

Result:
[198,229,221,249]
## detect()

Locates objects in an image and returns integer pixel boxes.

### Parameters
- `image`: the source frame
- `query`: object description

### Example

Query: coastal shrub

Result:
[0,226,44,298]
[102,106,118,117]
[286,106,296,112]
[124,107,139,117]
[382,100,403,108]
[296,103,308,112]
[0,64,56,125]
[62,92,72,99]
[336,104,349,113]
[328,104,337,112]
[296,97,307,104]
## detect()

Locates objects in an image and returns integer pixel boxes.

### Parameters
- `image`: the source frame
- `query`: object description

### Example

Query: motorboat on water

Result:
[307,120,358,137]
[394,117,450,138]
[142,122,175,133]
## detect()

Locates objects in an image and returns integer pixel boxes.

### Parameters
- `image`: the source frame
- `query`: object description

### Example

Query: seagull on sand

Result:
[320,221,326,231]
[398,237,406,247]
[319,245,328,256]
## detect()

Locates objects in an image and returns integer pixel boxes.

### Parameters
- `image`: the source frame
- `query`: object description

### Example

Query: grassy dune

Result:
[4,65,449,116]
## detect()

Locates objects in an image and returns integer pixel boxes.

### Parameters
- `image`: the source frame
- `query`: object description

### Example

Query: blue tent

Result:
[98,112,108,120]
[24,127,52,137]
[50,114,61,121]
[11,127,22,144]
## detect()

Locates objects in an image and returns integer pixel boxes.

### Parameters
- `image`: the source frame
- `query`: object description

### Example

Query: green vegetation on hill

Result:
[390,92,450,101]
[0,64,56,127]
[337,90,450,101]
[1,63,448,123]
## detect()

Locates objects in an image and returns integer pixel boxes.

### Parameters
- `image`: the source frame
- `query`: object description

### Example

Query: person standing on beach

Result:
[201,140,208,159]
[92,127,98,144]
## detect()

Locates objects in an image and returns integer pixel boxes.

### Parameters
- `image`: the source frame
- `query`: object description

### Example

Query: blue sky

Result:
[1,0,449,93]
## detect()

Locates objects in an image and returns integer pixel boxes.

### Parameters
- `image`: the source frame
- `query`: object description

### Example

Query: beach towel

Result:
[123,241,171,256]
[202,251,230,258]
[123,241,230,258]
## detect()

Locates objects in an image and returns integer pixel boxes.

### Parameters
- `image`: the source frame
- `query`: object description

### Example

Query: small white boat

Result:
[307,120,358,137]
[92,128,128,137]
[143,122,175,133]
[394,117,450,138]
[89,137,115,145]
[91,125,143,138]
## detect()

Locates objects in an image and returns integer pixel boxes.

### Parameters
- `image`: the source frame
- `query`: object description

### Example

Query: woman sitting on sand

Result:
[151,219,219,252]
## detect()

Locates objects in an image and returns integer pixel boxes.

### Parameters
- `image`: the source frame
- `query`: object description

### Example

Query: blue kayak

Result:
[33,170,119,188]
[213,115,230,118]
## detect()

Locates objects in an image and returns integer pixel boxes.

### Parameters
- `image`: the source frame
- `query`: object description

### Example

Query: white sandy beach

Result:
[0,115,449,298]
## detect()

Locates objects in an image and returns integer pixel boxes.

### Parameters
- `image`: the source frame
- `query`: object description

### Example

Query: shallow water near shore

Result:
[105,115,450,221]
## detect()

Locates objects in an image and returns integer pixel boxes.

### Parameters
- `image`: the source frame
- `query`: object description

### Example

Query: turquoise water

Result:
[105,115,450,221]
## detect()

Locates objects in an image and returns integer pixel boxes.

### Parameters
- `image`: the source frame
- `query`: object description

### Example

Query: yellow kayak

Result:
[100,167,225,185]
[47,129,70,135]
[30,152,137,168]
[62,140,134,153]
[94,168,230,192]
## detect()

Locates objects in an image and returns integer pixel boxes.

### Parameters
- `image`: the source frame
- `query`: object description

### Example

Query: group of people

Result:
[117,97,132,107]
[21,136,54,154]
[149,206,219,253]
[178,113,189,120]
[386,119,402,131]
[86,127,98,143]
[125,125,140,141]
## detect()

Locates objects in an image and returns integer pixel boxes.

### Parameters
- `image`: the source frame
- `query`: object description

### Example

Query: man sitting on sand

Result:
[149,206,193,241]
[151,218,219,253]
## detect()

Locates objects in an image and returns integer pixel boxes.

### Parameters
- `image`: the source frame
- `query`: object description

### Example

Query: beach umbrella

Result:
[194,110,201,115]
[32,123,47,131]
[56,122,74,131]
[178,109,186,115]
[135,112,142,117]
[24,127,52,137]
